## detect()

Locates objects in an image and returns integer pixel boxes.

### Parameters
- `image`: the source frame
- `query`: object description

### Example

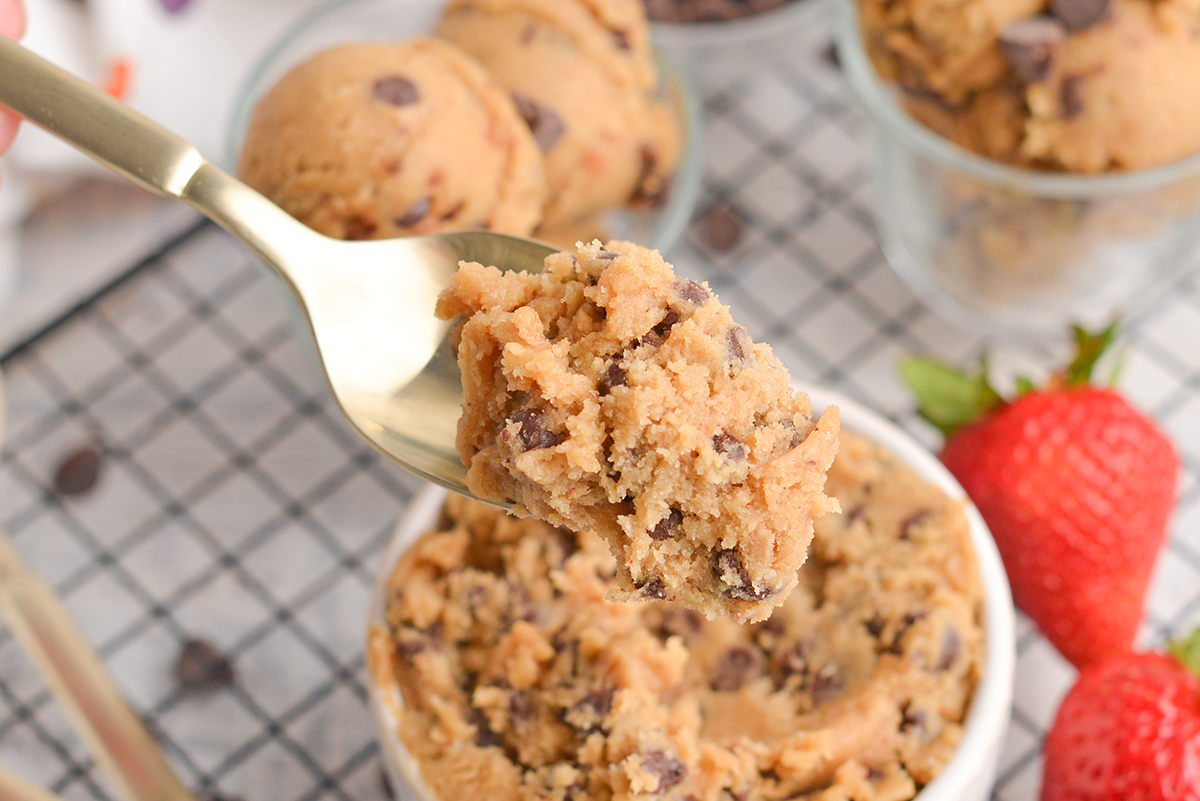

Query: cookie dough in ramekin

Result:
[365,387,1015,801]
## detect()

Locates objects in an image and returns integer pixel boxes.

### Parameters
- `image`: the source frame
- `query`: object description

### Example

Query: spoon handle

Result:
[0,36,317,286]
[0,527,197,801]
[0,764,64,801]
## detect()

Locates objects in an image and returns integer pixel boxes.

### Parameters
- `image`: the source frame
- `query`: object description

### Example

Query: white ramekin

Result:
[366,385,1016,801]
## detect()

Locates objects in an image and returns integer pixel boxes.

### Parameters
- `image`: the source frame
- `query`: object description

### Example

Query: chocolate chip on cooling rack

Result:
[53,445,104,497]
[700,203,744,252]
[175,638,236,692]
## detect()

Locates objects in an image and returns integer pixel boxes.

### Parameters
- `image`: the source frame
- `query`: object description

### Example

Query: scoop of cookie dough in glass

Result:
[238,37,548,240]
[436,240,840,623]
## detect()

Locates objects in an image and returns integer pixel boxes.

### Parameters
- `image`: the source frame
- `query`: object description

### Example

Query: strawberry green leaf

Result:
[1014,376,1036,396]
[899,355,1003,438]
[1169,626,1200,677]
[1064,321,1118,387]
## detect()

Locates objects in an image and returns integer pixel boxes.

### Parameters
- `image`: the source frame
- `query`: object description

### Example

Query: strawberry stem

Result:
[1061,321,1118,387]
[899,354,1003,438]
[1169,627,1200,677]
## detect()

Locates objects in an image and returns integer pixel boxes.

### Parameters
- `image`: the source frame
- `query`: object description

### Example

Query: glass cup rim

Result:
[833,0,1200,199]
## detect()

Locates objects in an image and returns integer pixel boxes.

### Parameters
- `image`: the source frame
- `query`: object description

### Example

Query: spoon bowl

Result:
[0,36,558,497]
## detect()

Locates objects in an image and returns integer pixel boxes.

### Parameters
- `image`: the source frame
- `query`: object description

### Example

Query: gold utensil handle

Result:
[0,36,320,289]
[0,763,64,801]
[0,35,200,200]
[0,531,195,801]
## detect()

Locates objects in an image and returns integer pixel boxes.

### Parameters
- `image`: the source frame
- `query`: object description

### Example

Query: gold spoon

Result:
[0,372,199,801]
[0,36,556,498]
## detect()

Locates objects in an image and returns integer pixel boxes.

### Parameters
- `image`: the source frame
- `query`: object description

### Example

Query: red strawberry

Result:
[1040,629,1200,800]
[902,323,1179,669]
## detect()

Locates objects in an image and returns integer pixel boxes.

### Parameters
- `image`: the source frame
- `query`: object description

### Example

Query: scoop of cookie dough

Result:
[370,430,983,801]
[436,0,681,232]
[238,37,547,240]
[436,240,840,623]
[861,0,1200,171]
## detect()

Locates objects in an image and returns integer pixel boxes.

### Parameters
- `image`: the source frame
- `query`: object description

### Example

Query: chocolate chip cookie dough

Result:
[369,430,984,801]
[860,0,1200,171]
[436,0,681,232]
[238,37,547,240]
[436,240,840,623]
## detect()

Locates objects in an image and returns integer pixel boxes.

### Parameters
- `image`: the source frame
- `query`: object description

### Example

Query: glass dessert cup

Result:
[226,0,704,256]
[835,0,1200,337]
[366,386,1017,801]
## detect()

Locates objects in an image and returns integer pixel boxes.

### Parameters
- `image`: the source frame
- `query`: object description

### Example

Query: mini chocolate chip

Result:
[343,215,378,240]
[520,21,537,44]
[888,611,928,654]
[599,361,627,394]
[649,508,683,541]
[1060,74,1085,118]
[53,446,103,496]
[468,708,503,748]
[656,310,681,334]
[712,432,747,461]
[900,702,927,734]
[845,503,866,524]
[508,407,562,451]
[1050,0,1110,29]
[636,310,681,348]
[638,576,667,599]
[772,642,811,684]
[511,92,565,151]
[372,75,419,106]
[631,145,671,207]
[395,197,431,228]
[569,686,614,732]
[780,418,804,448]
[611,28,631,49]
[936,627,962,671]
[396,623,442,658]
[175,639,235,692]
[863,613,887,638]
[510,691,533,720]
[677,278,711,305]
[999,16,1065,82]
[596,250,620,260]
[711,647,765,691]
[700,203,743,251]
[899,509,932,539]
[713,549,771,601]
[726,326,751,363]
[810,664,844,706]
[641,750,687,794]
